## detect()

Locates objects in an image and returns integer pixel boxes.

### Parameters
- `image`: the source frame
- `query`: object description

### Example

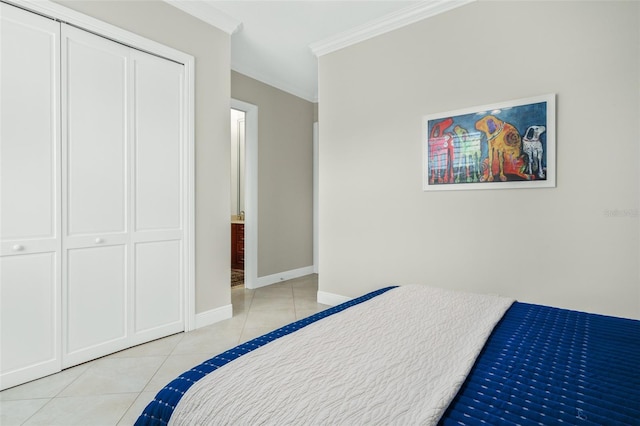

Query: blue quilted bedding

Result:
[440,302,640,425]
[136,289,640,426]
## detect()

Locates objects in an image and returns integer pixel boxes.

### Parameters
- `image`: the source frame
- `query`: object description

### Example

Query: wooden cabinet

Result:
[231,223,245,269]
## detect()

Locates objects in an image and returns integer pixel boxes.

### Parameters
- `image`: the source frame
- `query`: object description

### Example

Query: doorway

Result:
[230,99,258,289]
[230,108,245,287]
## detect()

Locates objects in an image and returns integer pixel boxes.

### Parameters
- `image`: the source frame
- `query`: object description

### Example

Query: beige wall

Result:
[56,0,232,314]
[318,1,639,318]
[232,71,314,277]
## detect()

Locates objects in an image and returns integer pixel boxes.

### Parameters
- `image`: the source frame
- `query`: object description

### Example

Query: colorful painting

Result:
[423,94,555,191]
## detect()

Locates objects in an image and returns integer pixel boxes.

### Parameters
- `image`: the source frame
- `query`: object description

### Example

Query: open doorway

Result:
[230,99,258,289]
[230,108,245,287]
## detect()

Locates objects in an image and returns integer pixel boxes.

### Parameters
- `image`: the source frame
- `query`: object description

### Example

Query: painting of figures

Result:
[423,94,555,191]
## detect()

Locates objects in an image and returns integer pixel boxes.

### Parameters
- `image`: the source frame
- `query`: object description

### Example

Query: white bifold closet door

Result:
[62,24,130,366]
[0,3,62,389]
[1,0,186,389]
[130,50,185,344]
[62,25,185,368]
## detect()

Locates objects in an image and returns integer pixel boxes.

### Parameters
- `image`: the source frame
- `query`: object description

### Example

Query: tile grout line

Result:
[238,287,254,344]
[22,359,98,425]
[19,397,54,426]
[291,282,298,319]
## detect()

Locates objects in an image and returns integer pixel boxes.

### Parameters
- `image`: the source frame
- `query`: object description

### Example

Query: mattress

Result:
[136,287,640,426]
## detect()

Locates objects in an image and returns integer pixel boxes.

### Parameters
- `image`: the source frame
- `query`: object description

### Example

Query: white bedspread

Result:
[170,286,514,425]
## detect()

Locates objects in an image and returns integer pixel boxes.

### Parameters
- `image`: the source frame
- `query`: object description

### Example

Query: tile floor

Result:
[0,274,327,426]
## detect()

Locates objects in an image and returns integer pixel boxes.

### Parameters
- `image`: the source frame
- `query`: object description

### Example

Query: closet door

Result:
[131,51,185,343]
[0,3,62,390]
[61,25,130,366]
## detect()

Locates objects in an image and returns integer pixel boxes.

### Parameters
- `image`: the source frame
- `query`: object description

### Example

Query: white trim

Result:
[310,0,475,57]
[313,122,319,274]
[195,304,233,329]
[184,41,196,332]
[230,99,258,290]
[5,0,197,336]
[255,266,315,289]
[163,0,241,35]
[317,291,351,307]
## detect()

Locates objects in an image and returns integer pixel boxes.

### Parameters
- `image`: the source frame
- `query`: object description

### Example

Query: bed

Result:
[135,285,640,425]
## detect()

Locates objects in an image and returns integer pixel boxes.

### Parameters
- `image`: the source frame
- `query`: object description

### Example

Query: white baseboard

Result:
[252,265,315,289]
[317,291,351,306]
[194,303,232,329]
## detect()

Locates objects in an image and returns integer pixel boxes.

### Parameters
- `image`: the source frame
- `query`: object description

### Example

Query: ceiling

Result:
[167,1,473,102]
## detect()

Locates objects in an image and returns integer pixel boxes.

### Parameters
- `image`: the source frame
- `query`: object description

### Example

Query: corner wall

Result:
[318,0,639,318]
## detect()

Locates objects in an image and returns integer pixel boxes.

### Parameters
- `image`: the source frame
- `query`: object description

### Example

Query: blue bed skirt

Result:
[137,289,640,426]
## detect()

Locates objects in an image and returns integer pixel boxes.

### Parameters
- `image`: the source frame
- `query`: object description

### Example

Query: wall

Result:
[56,0,232,314]
[318,0,639,319]
[231,71,314,277]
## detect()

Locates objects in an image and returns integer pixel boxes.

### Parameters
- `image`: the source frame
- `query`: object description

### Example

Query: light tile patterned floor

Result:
[0,274,326,426]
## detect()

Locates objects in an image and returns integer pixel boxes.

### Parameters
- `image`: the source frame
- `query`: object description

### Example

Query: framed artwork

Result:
[423,94,555,191]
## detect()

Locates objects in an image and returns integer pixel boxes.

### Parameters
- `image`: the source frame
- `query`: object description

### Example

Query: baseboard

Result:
[317,291,352,306]
[194,303,232,329]
[253,265,315,289]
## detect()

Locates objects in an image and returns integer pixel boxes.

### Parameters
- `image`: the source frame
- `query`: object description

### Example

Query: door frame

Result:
[313,122,319,273]
[231,99,258,289]
[7,0,197,331]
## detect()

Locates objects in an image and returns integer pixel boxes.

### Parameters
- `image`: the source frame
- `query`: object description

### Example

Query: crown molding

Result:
[164,0,242,35]
[310,0,475,57]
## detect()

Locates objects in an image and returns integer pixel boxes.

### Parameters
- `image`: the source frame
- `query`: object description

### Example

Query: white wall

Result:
[318,0,639,319]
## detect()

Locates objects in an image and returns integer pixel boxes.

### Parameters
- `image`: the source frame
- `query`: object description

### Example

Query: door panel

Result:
[64,25,128,237]
[1,4,60,242]
[62,25,130,367]
[0,3,61,390]
[134,51,183,232]
[0,254,58,382]
[131,50,185,342]
[65,245,126,359]
[134,241,182,336]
